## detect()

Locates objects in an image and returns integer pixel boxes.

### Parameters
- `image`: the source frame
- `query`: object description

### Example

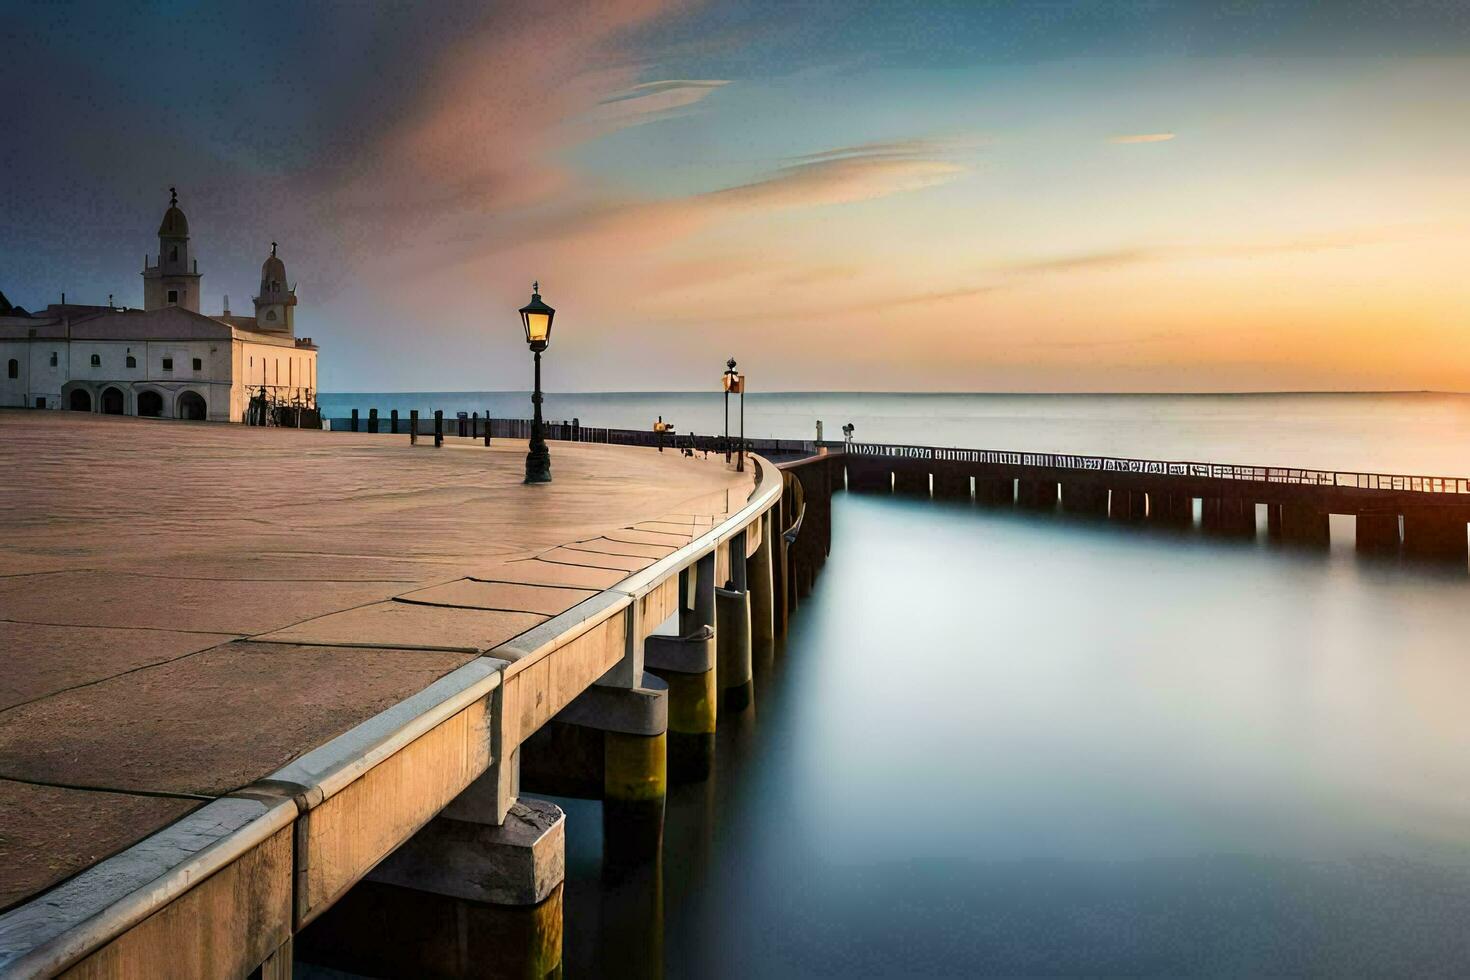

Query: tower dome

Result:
[253,241,297,331]
[157,187,188,238]
[142,187,201,311]
[259,242,288,292]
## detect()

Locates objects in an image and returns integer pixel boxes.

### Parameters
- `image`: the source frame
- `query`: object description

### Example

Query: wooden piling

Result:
[1016,479,1058,510]
[1356,513,1400,554]
[1402,509,1468,562]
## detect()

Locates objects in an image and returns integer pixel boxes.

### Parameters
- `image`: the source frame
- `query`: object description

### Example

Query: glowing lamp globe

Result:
[519,282,555,351]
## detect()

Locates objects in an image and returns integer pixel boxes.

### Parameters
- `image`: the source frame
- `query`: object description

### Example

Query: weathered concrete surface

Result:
[0,781,198,911]
[0,642,476,795]
[567,537,678,559]
[398,580,599,616]
[0,621,238,712]
[258,602,548,651]
[0,570,396,634]
[368,798,565,905]
[0,410,754,913]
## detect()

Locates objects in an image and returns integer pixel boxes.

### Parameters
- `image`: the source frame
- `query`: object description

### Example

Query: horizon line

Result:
[318,388,1456,397]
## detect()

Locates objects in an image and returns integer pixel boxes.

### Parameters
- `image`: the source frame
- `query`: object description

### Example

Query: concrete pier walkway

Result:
[0,412,777,976]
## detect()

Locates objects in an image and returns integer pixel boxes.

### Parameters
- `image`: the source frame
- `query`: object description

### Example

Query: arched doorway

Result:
[177,390,206,421]
[100,387,125,415]
[68,388,92,412]
[137,390,164,417]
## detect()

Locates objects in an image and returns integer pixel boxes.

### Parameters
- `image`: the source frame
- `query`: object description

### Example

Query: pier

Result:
[0,412,812,977]
[836,441,1470,559]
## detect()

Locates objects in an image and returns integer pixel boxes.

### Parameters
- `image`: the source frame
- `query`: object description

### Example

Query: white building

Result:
[0,190,319,422]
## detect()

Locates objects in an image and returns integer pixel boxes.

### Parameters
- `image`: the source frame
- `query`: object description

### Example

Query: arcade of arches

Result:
[68,386,204,419]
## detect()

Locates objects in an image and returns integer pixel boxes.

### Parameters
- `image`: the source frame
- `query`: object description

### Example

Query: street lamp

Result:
[520,281,555,484]
[722,358,738,464]
[722,358,746,473]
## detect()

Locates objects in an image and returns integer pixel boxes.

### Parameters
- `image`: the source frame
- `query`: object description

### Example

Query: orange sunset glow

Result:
[4,2,1468,392]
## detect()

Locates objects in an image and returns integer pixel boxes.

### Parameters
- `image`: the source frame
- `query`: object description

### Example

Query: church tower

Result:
[141,188,203,312]
[252,242,297,333]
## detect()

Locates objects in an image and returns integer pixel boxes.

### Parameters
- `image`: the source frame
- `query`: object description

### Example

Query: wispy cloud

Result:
[998,249,1154,275]
[703,154,965,210]
[992,226,1441,279]
[1109,132,1176,144]
[592,78,729,126]
[474,136,969,255]
[788,134,990,164]
[600,78,728,105]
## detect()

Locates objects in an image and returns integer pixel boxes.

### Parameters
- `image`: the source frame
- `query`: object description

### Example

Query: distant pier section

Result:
[837,440,1470,559]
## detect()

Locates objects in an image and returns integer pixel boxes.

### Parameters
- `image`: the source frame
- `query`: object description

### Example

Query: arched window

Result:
[90,353,100,366]
[170,246,178,262]
[6,358,16,379]
[126,355,137,368]
[266,309,277,322]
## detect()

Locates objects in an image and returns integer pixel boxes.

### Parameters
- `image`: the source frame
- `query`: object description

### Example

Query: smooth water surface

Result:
[561,493,1470,977]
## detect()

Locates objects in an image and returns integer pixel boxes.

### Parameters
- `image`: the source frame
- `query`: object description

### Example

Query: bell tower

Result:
[141,188,203,312]
[253,241,297,333]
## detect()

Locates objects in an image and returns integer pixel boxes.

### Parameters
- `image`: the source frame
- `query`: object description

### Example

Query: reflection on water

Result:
[562,492,1470,977]
[301,491,1470,977]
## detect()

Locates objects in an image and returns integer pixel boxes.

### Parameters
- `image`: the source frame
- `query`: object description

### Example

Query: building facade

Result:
[0,190,318,422]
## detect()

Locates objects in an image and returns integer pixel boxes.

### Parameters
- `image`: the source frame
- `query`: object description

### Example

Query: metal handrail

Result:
[842,441,1470,495]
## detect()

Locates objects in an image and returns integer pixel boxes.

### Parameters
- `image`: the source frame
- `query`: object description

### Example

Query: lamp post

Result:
[735,371,745,472]
[722,358,746,472]
[723,357,738,464]
[519,282,555,484]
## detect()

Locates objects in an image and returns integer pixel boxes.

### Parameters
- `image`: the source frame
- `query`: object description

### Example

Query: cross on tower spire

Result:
[169,187,177,207]
[271,241,278,257]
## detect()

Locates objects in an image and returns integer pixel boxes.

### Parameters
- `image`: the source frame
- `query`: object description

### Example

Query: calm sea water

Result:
[319,391,1470,475]
[307,391,1470,976]
[561,494,1470,977]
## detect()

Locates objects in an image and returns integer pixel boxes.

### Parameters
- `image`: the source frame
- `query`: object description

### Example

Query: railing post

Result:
[434,410,443,448]
[409,409,418,445]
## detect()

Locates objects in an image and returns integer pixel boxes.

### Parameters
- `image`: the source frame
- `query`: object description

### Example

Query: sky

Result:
[2,0,1469,393]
